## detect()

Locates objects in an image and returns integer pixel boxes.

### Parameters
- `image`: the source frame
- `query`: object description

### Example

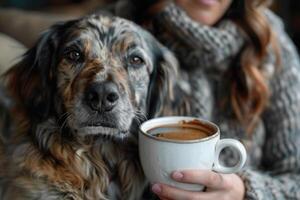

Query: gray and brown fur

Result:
[0,15,188,199]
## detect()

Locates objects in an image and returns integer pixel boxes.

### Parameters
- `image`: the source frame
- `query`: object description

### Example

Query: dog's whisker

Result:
[58,112,71,122]
[59,112,72,133]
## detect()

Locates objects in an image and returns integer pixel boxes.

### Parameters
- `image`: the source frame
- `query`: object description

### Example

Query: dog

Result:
[0,14,191,199]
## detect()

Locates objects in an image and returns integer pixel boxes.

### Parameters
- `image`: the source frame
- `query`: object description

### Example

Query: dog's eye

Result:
[66,50,82,62]
[129,55,145,66]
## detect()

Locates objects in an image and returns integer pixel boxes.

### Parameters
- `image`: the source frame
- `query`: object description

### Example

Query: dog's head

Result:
[4,15,178,139]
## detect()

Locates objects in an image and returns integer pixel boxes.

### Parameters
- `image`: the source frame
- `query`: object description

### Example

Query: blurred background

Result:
[272,0,300,50]
[0,0,299,73]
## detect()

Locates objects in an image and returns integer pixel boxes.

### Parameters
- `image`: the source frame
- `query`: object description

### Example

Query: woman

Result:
[109,0,300,199]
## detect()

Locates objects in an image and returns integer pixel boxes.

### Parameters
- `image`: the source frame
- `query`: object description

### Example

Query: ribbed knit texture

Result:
[153,3,245,74]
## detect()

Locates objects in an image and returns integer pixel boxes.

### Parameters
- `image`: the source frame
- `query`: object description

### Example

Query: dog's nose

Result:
[85,82,119,112]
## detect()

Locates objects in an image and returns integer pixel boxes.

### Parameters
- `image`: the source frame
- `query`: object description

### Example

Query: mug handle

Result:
[212,139,247,173]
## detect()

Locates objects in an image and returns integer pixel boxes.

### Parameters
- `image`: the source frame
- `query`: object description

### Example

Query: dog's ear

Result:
[3,25,62,122]
[146,46,178,118]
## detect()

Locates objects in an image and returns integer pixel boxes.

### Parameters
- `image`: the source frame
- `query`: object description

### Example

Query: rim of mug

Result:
[139,116,220,143]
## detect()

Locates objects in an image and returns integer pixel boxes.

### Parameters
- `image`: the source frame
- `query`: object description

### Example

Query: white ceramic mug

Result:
[139,116,247,191]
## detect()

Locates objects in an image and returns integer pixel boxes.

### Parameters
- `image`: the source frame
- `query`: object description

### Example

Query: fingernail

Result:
[172,171,183,180]
[152,184,162,194]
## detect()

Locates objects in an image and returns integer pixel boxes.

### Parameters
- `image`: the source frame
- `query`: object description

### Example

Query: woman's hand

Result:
[151,169,245,200]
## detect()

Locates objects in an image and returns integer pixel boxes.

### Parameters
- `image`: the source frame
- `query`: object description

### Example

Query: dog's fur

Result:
[0,86,12,143]
[0,15,189,199]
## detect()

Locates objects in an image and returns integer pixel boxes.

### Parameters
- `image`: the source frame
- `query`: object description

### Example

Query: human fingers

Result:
[152,183,215,200]
[171,170,227,190]
[157,195,172,200]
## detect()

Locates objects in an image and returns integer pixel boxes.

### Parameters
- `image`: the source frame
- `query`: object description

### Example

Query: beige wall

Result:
[0,33,26,75]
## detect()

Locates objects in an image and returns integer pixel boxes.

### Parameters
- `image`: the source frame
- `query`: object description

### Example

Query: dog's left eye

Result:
[66,50,83,62]
[129,55,145,66]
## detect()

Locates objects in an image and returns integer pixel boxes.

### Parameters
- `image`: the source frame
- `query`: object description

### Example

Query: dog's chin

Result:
[76,125,130,139]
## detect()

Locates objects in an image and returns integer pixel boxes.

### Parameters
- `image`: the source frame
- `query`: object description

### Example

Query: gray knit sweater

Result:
[110,1,300,199]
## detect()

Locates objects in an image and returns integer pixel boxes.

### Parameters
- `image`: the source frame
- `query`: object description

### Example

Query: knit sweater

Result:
[156,4,300,199]
[109,1,300,199]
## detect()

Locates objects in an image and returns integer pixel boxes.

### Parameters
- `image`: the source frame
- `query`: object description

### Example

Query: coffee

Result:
[148,120,214,141]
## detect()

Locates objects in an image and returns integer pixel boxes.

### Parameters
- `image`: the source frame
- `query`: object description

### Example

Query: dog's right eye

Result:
[129,55,145,67]
[65,50,83,62]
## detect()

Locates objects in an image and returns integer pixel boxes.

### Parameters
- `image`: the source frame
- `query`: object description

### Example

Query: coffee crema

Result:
[148,125,212,141]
